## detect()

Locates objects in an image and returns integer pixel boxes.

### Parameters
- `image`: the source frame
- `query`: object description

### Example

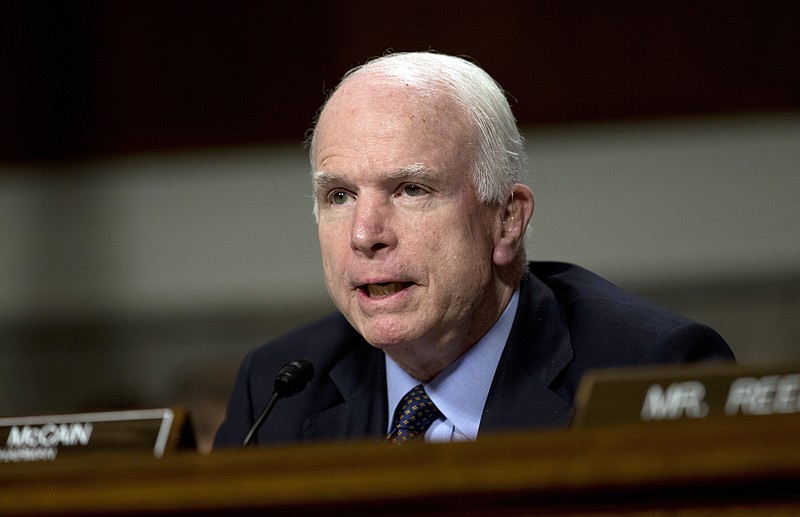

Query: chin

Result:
[358,323,424,350]
[345,307,434,345]
[361,332,410,350]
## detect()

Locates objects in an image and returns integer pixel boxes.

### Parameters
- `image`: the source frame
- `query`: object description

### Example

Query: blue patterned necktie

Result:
[387,384,442,445]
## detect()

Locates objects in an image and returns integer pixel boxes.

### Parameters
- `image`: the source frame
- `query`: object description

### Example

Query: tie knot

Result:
[387,384,442,445]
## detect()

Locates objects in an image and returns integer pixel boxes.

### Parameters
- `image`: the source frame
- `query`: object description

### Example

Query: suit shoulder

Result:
[525,261,734,363]
[528,261,690,324]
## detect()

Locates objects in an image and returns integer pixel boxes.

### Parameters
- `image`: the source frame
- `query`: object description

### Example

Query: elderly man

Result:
[214,52,734,448]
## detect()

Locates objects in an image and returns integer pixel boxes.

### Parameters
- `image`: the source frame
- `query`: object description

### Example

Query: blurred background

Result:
[1,1,798,452]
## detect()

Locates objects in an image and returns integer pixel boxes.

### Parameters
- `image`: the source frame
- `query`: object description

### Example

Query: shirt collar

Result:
[385,289,520,440]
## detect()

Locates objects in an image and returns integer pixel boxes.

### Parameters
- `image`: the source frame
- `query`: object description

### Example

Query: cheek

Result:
[318,224,345,257]
[318,238,345,288]
[423,219,492,277]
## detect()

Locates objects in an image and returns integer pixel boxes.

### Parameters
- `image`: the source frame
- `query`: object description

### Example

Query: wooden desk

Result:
[2,415,799,516]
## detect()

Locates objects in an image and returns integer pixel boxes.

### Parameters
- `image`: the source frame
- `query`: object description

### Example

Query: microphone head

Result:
[273,359,314,398]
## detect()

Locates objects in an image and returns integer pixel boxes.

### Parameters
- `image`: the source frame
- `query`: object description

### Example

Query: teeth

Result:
[367,282,402,297]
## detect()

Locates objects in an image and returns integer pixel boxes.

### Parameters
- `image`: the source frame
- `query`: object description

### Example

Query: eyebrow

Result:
[386,163,431,180]
[312,163,432,192]
[312,171,338,192]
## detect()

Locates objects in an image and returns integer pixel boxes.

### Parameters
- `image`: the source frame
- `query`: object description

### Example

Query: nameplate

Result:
[0,407,194,463]
[572,363,800,427]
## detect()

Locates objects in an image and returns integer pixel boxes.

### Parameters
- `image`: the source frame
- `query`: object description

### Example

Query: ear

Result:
[492,184,534,267]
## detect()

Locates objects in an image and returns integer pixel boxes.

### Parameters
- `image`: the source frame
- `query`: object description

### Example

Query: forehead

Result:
[313,74,474,170]
[324,71,453,117]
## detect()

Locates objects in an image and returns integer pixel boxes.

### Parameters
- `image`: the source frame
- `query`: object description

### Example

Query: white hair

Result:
[308,51,527,213]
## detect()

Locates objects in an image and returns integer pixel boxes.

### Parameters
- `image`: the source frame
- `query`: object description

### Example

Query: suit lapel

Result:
[302,340,388,441]
[480,270,575,434]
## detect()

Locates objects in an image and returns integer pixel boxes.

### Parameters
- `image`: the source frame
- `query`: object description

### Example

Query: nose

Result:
[350,195,397,257]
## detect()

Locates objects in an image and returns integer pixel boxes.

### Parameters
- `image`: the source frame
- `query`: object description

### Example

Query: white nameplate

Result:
[0,408,193,463]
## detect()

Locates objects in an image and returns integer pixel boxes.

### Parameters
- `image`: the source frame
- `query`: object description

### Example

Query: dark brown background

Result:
[2,0,798,165]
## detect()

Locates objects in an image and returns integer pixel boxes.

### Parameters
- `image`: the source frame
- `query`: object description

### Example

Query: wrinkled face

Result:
[312,77,505,356]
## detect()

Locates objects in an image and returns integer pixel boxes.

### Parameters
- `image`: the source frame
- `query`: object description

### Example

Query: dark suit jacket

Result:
[214,261,734,448]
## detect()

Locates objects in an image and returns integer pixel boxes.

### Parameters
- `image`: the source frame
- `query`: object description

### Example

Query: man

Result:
[214,52,734,448]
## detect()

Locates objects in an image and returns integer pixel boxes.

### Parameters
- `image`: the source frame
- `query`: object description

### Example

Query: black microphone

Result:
[241,359,315,448]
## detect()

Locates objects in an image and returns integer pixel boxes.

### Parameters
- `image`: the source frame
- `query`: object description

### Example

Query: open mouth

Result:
[360,282,412,298]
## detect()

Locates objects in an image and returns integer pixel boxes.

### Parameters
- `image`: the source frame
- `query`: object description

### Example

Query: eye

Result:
[402,184,425,197]
[328,190,353,205]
